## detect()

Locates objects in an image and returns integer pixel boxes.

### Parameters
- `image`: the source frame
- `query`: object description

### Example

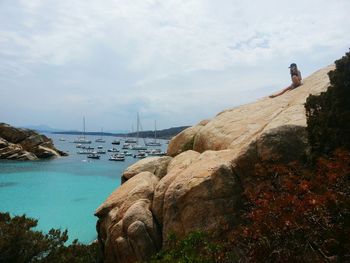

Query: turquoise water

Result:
[0,134,167,244]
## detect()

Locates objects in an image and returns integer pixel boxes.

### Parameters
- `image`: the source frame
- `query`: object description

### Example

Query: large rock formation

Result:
[0,123,66,160]
[95,65,334,262]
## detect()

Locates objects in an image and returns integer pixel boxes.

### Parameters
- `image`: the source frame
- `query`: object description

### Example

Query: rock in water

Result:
[95,64,335,262]
[0,123,66,160]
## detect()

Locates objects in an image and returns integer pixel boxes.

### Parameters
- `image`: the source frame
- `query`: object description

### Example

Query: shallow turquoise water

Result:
[0,134,166,243]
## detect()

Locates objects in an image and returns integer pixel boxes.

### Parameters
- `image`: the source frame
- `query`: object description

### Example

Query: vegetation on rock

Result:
[0,212,100,263]
[305,50,350,158]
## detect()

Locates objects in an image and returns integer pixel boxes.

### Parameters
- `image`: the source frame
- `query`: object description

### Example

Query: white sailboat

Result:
[73,117,91,144]
[95,128,106,143]
[125,124,137,143]
[131,113,147,150]
[146,120,161,146]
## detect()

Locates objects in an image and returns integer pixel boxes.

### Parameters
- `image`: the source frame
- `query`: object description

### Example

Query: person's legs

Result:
[269,85,293,98]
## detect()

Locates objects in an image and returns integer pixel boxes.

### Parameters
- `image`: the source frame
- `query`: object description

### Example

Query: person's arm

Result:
[298,70,302,80]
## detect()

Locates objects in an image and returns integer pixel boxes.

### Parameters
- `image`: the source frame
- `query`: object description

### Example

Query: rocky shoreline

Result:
[0,123,67,160]
[94,64,335,263]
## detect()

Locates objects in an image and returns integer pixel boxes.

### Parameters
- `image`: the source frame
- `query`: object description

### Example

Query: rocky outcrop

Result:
[95,65,334,262]
[169,65,334,156]
[0,123,66,160]
[95,172,161,263]
[122,156,172,184]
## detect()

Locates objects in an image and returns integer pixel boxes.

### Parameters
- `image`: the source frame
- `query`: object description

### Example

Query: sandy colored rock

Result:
[168,65,334,156]
[95,172,161,263]
[152,150,200,224]
[162,150,241,244]
[122,156,172,183]
[167,120,210,157]
[127,221,157,262]
[95,171,159,218]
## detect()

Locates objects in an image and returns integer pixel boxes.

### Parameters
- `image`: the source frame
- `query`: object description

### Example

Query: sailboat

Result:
[146,120,161,146]
[95,128,106,143]
[73,117,91,144]
[131,113,147,150]
[125,124,137,143]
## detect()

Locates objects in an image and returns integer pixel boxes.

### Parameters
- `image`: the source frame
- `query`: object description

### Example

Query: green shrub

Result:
[150,232,226,263]
[0,212,100,263]
[305,49,350,158]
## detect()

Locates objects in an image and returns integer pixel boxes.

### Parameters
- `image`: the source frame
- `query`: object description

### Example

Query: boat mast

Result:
[83,116,86,140]
[154,120,157,142]
[136,113,139,144]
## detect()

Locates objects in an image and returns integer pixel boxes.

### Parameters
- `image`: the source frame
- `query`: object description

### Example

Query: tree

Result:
[305,49,350,158]
[0,212,100,263]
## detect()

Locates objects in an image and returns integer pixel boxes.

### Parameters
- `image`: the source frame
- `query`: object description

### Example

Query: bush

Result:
[305,49,350,158]
[230,149,350,262]
[151,232,226,263]
[0,213,100,263]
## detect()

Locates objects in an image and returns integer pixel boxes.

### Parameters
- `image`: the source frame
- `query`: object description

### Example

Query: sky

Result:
[0,0,349,132]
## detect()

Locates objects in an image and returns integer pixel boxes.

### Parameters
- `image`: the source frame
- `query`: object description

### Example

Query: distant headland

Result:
[0,123,67,160]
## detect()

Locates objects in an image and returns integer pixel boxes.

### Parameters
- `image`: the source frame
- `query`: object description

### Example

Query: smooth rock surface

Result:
[95,172,161,263]
[170,65,334,156]
[122,156,172,183]
[152,150,200,225]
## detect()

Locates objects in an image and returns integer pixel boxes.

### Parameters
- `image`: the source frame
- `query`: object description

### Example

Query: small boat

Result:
[146,120,162,146]
[97,149,106,154]
[73,138,92,144]
[123,151,132,156]
[122,143,131,149]
[59,138,66,141]
[77,150,95,154]
[148,149,166,156]
[95,128,106,143]
[111,140,120,145]
[107,148,119,152]
[109,154,125,161]
[133,152,147,159]
[125,138,137,143]
[82,146,94,150]
[87,153,100,159]
[131,144,147,150]
[97,146,103,149]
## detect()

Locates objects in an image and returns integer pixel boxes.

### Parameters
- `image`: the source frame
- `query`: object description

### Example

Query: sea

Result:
[0,134,168,244]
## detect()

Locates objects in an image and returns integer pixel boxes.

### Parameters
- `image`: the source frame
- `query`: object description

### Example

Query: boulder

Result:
[0,123,65,160]
[95,172,161,263]
[161,150,241,244]
[122,156,172,183]
[152,150,200,225]
[167,119,209,157]
[0,123,35,143]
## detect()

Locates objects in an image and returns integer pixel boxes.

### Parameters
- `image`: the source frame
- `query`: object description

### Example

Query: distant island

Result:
[52,126,190,140]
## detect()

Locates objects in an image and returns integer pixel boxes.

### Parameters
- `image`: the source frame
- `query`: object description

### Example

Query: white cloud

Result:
[0,0,349,129]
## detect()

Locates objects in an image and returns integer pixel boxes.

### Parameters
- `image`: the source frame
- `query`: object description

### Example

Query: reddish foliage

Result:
[230,149,350,263]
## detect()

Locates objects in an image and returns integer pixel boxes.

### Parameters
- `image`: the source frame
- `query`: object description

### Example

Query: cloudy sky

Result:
[1,0,349,132]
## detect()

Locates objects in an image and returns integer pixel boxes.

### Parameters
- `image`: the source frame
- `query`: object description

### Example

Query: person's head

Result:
[289,63,297,69]
[289,63,298,74]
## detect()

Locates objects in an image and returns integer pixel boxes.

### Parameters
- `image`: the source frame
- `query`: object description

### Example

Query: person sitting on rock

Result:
[269,63,302,98]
